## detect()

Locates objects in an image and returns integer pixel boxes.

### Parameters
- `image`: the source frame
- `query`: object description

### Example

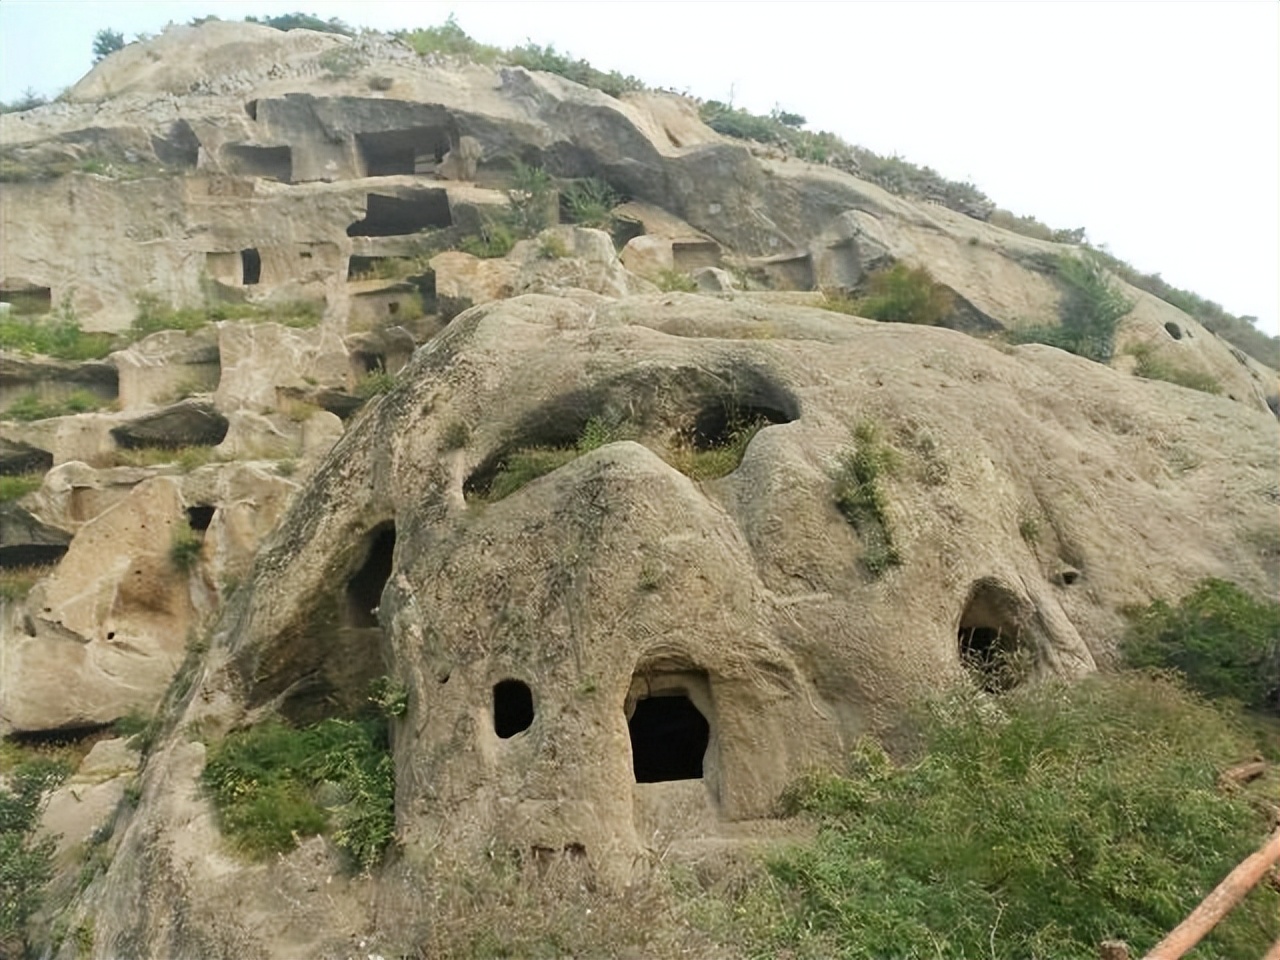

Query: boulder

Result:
[110,399,229,449]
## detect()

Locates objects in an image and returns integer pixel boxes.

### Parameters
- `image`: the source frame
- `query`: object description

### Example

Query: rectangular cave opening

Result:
[224,143,292,182]
[241,249,262,285]
[346,191,453,237]
[356,127,452,177]
[672,240,723,273]
[0,284,53,316]
[626,670,715,784]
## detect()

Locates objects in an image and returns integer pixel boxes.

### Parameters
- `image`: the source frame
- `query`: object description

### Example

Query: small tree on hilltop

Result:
[92,28,125,62]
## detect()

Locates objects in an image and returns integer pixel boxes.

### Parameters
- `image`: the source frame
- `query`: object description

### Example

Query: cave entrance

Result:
[0,284,52,316]
[493,679,535,738]
[224,143,292,182]
[957,580,1032,693]
[185,504,216,531]
[356,128,452,177]
[241,249,262,285]
[626,670,714,783]
[344,523,396,628]
[346,191,453,237]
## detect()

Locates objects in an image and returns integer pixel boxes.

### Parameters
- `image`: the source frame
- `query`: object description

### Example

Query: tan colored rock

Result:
[214,321,349,413]
[0,476,198,732]
[429,250,520,305]
[1,412,124,467]
[38,738,141,861]
[111,327,221,411]
[620,235,674,279]
[80,292,1278,955]
[213,410,298,460]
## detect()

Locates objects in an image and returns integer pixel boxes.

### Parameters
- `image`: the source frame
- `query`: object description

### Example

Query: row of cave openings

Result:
[329,522,1037,797]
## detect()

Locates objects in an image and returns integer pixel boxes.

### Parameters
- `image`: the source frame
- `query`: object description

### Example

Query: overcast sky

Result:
[2,0,1276,337]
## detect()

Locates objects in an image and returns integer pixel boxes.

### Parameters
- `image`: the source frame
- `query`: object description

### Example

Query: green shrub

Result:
[751,674,1278,959]
[1122,579,1280,712]
[0,567,50,602]
[561,177,620,229]
[169,520,202,572]
[483,448,579,502]
[0,314,116,360]
[852,263,954,325]
[92,28,124,62]
[441,420,470,450]
[0,475,43,502]
[396,15,502,62]
[1014,253,1134,363]
[459,221,517,259]
[245,13,355,35]
[202,717,395,870]
[354,371,397,399]
[655,269,697,293]
[1,757,70,952]
[507,43,644,99]
[833,422,901,576]
[4,390,104,421]
[1126,343,1222,395]
[132,295,321,339]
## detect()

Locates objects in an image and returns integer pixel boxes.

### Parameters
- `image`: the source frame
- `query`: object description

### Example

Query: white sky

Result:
[2,0,1276,337]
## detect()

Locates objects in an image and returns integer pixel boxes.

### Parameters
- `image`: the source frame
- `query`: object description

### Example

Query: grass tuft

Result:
[833,422,901,576]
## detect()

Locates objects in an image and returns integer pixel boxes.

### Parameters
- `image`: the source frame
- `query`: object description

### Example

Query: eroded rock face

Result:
[0,477,199,732]
[109,399,229,449]
[89,293,1278,955]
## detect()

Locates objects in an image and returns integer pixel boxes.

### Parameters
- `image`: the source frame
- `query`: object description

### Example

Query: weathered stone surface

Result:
[1,412,124,466]
[111,327,220,411]
[214,322,350,414]
[0,477,198,732]
[0,502,71,567]
[29,461,152,530]
[0,436,52,475]
[38,738,141,860]
[110,399,229,449]
[80,291,1278,955]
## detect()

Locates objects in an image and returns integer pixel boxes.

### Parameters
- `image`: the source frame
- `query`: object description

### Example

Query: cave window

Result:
[185,505,216,531]
[628,691,709,782]
[344,524,395,628]
[493,679,534,738]
[1164,322,1184,340]
[241,249,261,285]
[346,191,453,237]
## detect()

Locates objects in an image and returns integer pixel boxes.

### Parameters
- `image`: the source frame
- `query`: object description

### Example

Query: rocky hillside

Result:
[1,20,1277,959]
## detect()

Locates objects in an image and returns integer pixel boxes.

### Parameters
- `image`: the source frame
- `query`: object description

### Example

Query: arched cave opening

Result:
[344,523,396,628]
[1164,321,1184,340]
[493,679,535,738]
[629,692,710,783]
[185,504,216,531]
[957,581,1031,694]
[240,248,261,285]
